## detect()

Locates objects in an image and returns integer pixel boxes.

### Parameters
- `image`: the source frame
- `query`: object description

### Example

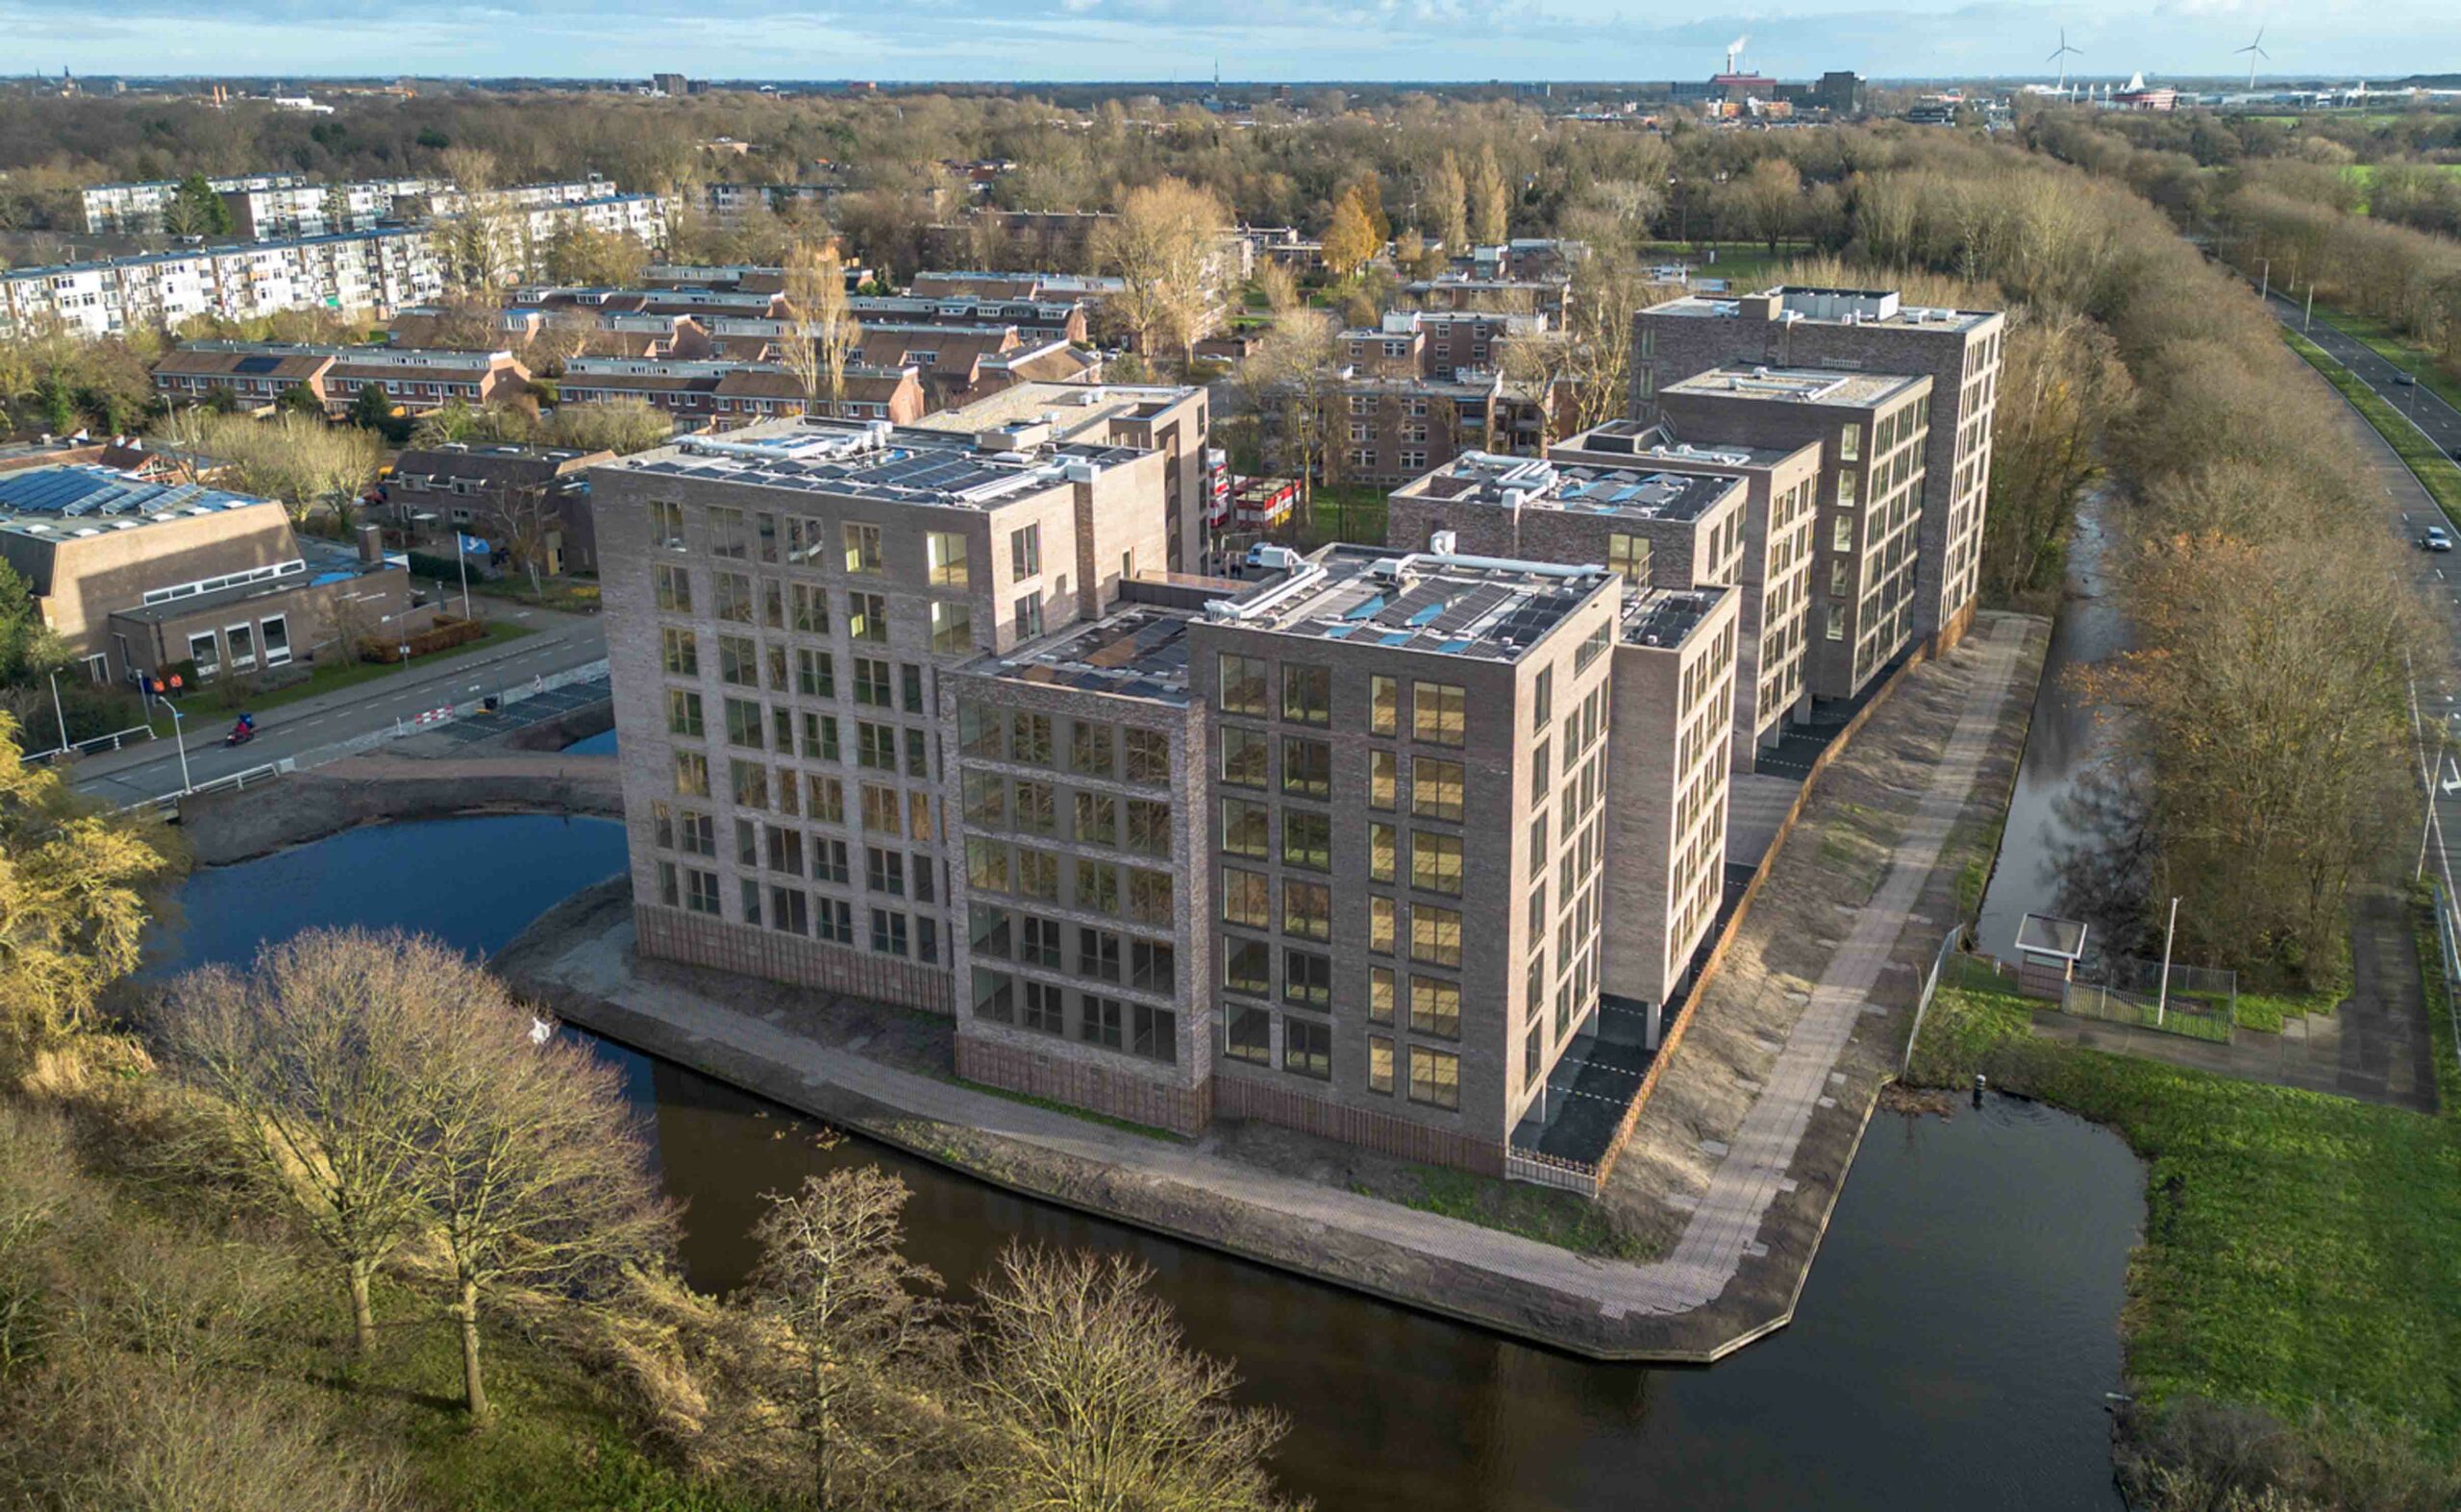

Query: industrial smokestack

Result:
[1726,35,1748,73]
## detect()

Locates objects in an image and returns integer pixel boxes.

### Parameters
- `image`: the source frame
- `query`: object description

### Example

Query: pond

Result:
[162,818,2142,1512]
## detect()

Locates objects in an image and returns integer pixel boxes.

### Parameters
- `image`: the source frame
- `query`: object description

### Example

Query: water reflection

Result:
[164,819,2139,1512]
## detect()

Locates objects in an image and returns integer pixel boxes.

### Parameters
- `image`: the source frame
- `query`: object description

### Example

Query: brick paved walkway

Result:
[530,619,2033,1333]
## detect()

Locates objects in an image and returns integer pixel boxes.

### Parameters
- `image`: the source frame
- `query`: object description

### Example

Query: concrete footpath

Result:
[498,615,2042,1360]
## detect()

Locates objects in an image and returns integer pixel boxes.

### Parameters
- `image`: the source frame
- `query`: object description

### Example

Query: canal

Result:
[157,815,2141,1512]
[1976,489,2138,961]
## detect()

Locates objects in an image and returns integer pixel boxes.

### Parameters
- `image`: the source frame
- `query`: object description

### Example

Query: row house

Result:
[152,342,531,417]
[557,358,927,428]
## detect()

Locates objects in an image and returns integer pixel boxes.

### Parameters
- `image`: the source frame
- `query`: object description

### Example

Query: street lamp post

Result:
[161,697,193,795]
[2155,896,2180,1028]
[453,528,473,620]
[46,669,68,754]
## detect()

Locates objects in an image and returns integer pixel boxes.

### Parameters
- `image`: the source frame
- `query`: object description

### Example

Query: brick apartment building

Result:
[382,442,613,575]
[1551,421,1823,766]
[594,416,1733,1176]
[1654,366,1932,702]
[1387,442,1814,770]
[556,358,929,428]
[152,342,534,417]
[1632,285,2004,654]
[1330,372,1504,486]
[1339,309,1538,381]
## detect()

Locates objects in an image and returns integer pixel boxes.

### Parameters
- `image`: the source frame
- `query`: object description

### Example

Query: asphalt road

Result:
[68,602,607,809]
[2267,288,2461,914]
[2267,289,2461,479]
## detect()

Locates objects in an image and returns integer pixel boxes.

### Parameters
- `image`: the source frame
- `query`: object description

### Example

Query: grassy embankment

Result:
[174,620,537,719]
[2283,329,2461,523]
[1905,899,2461,1457]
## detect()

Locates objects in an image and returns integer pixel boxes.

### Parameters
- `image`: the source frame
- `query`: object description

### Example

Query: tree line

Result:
[0,720,1300,1509]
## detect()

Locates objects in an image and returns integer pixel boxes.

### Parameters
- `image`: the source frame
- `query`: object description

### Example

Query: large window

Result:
[655,563,692,612]
[1282,880,1332,941]
[926,531,969,588]
[1408,1046,1460,1109]
[1124,729,1169,784]
[666,688,705,737]
[1412,682,1466,746]
[1410,831,1463,896]
[1223,937,1271,997]
[1219,726,1268,787]
[849,591,888,643]
[1223,869,1271,930]
[843,522,883,575]
[1010,523,1042,579]
[1281,663,1330,726]
[1219,654,1268,716]
[1070,722,1115,780]
[1283,950,1331,1008]
[1282,1017,1331,1078]
[661,627,699,677]
[1410,976,1461,1038]
[1369,823,1398,884]
[1370,674,1398,734]
[1221,799,1270,859]
[1224,1004,1272,1065]
[1606,533,1648,583]
[930,601,971,655]
[1281,736,1330,799]
[1281,811,1331,872]
[1412,757,1465,822]
[1410,905,1462,968]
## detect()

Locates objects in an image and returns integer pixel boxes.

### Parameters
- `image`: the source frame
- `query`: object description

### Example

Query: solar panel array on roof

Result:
[233,355,285,375]
[0,465,261,523]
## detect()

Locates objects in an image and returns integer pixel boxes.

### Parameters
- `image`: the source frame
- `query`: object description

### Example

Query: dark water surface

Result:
[164,818,2141,1512]
[1976,491,2135,960]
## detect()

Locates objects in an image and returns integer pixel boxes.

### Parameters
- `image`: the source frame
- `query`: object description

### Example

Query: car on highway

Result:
[2423,525,2453,552]
[2395,373,2418,386]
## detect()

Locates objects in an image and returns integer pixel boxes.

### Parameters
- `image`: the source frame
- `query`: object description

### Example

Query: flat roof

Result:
[1554,420,1801,469]
[1402,452,1741,524]
[0,465,273,544]
[603,417,1146,511]
[973,605,1199,706]
[1223,544,1612,663]
[1622,586,1731,651]
[911,382,1199,436]
[1643,285,1997,333]
[1662,365,1928,409]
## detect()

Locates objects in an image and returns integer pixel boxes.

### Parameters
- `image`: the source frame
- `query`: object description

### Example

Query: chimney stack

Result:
[358,523,385,566]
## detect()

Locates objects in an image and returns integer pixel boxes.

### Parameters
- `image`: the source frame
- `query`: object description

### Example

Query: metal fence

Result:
[1503,1148,1602,1197]
[2433,880,2461,1082]
[2056,979,2234,1043]
[1899,928,1970,1074]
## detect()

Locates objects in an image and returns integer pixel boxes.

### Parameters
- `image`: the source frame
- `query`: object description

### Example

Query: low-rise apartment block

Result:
[222,177,448,239]
[556,358,929,428]
[1633,285,2003,653]
[1655,366,1932,702]
[381,442,612,575]
[1330,372,1503,486]
[1339,309,1538,381]
[0,464,413,687]
[153,342,532,417]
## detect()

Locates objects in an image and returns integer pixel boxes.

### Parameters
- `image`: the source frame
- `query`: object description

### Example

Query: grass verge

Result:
[2284,328,2461,522]
[1905,965,2461,1450]
[2308,301,2461,417]
[469,577,602,614]
[178,620,538,718]
[1370,1166,1653,1260]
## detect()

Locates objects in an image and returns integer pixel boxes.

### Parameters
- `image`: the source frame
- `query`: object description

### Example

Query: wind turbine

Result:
[2048,29,2082,95]
[2235,26,2270,91]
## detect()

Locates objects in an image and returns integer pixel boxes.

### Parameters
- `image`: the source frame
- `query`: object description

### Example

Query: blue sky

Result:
[9,0,2454,85]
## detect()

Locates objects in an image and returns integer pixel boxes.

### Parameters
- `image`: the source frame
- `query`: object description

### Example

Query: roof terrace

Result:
[1215,544,1613,662]
[606,417,1146,511]
[1661,365,1928,409]
[1397,452,1741,523]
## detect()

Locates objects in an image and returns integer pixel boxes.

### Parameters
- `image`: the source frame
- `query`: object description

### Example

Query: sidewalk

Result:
[504,616,2041,1359]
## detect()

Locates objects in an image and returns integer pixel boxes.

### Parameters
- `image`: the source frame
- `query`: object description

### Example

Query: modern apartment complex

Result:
[1385,442,1811,769]
[596,415,1734,1175]
[1551,420,1823,766]
[1,228,447,339]
[1631,285,2004,654]
[1654,366,1932,701]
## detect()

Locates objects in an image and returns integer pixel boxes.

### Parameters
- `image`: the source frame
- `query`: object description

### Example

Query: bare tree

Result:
[1092,178,1231,368]
[146,930,460,1358]
[963,1246,1294,1512]
[410,992,675,1422]
[494,482,565,595]
[746,1166,951,1508]
[782,239,862,414]
[1238,310,1342,502]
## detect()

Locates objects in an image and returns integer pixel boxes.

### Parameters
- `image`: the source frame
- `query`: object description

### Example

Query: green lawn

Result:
[177,620,537,718]
[1906,937,2461,1450]
[469,576,603,614]
[2284,329,2461,522]
[2306,301,2461,415]
[1293,485,1389,548]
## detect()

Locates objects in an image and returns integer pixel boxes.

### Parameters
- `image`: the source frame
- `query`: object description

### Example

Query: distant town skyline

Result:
[7,0,2455,88]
